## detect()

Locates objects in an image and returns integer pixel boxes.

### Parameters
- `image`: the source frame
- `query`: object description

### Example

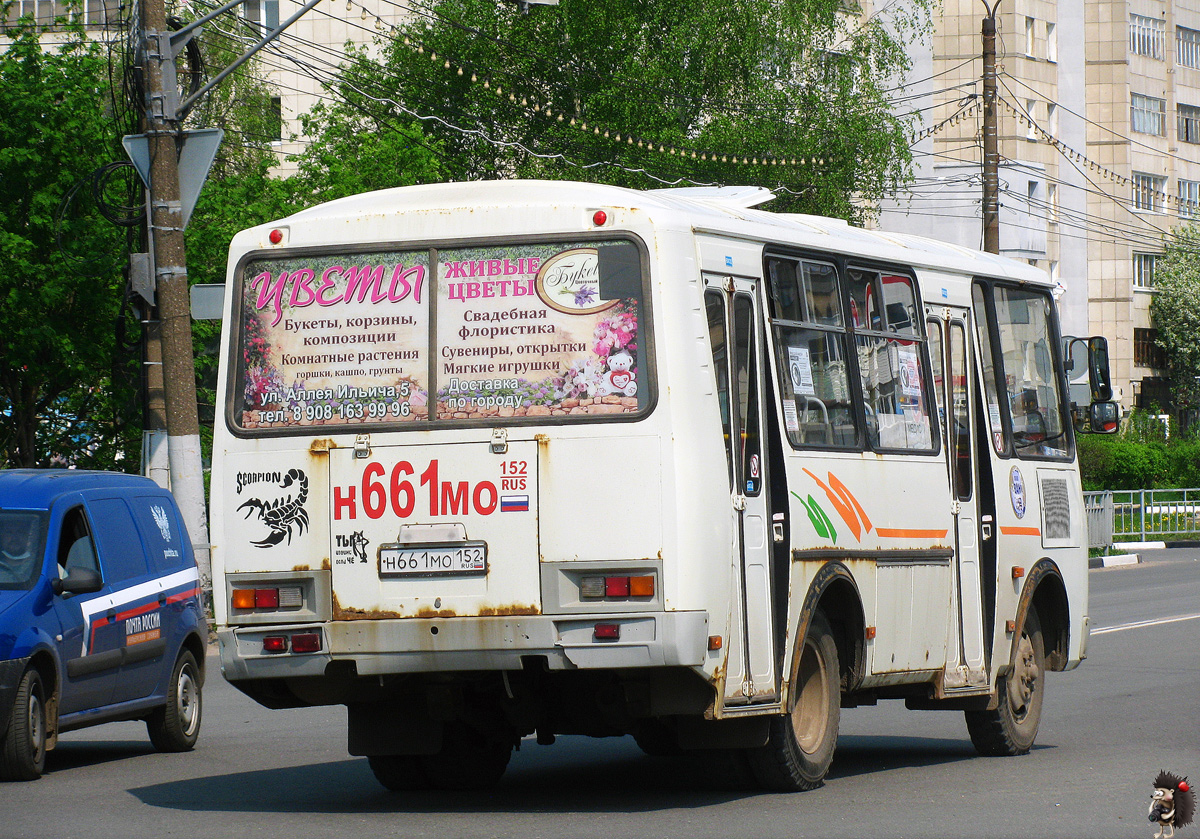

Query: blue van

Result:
[0,470,206,780]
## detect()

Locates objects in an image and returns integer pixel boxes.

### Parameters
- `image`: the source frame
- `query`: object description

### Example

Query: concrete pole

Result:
[982,2,1001,254]
[140,1,212,603]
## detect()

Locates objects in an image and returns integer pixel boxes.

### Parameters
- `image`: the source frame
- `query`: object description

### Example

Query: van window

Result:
[87,498,151,583]
[0,511,47,590]
[232,238,649,432]
[58,506,99,578]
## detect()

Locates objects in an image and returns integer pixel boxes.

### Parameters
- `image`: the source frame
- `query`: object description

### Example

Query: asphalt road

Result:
[5,548,1199,839]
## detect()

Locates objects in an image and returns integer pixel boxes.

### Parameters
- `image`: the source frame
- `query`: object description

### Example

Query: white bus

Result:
[210,180,1114,792]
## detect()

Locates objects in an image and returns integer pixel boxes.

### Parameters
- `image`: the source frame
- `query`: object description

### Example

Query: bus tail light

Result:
[581,575,655,601]
[594,623,620,640]
[262,635,288,652]
[291,632,322,653]
[232,586,303,611]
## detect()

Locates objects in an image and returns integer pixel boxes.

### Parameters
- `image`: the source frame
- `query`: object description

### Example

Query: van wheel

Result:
[420,723,512,790]
[147,650,202,752]
[0,669,47,781]
[966,609,1045,756]
[746,610,840,791]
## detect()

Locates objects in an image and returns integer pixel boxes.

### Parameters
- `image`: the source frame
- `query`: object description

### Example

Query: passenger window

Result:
[58,506,99,579]
[87,498,151,583]
[767,256,860,449]
[849,268,937,453]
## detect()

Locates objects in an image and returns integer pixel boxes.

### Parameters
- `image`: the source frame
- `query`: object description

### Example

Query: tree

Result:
[322,0,930,221]
[1150,225,1200,418]
[0,14,140,468]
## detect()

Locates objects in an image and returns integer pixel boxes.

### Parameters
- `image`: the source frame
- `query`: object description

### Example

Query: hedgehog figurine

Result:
[1150,771,1196,839]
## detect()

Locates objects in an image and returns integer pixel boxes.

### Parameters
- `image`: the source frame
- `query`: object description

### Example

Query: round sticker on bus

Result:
[1010,466,1026,519]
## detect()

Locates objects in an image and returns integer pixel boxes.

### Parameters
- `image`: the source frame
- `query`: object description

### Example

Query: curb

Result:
[1113,540,1200,551]
[1089,553,1141,569]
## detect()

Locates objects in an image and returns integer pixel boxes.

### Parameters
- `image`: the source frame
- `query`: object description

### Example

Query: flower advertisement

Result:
[235,240,646,431]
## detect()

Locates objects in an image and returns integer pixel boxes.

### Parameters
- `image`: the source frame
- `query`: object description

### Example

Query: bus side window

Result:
[766,256,860,449]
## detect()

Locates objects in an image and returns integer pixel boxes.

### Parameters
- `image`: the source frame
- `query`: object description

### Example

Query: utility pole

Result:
[139,0,211,597]
[981,0,1001,254]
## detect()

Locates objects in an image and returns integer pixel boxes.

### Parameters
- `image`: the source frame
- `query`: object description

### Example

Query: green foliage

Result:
[0,15,140,468]
[1077,409,1200,490]
[1151,224,1200,411]
[320,0,931,221]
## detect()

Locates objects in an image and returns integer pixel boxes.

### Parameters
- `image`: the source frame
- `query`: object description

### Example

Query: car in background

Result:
[0,470,205,780]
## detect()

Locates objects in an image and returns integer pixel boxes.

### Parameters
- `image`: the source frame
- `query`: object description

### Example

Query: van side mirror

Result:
[52,567,103,596]
[1087,336,1113,402]
[1089,401,1120,434]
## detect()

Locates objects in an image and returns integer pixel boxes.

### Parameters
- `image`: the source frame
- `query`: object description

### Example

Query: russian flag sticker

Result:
[501,495,529,512]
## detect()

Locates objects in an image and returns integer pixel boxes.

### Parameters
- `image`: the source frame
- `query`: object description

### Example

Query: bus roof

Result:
[254,180,1050,287]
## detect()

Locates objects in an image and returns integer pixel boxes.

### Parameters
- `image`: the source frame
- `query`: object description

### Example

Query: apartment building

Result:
[880,0,1200,415]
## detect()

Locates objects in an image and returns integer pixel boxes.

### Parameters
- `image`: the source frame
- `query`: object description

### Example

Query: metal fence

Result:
[1085,488,1200,546]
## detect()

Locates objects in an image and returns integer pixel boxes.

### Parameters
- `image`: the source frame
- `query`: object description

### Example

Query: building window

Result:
[1134,328,1167,368]
[1026,99,1038,138]
[81,0,119,26]
[1131,14,1166,59]
[1133,173,1167,211]
[241,0,279,30]
[1026,16,1036,56]
[1047,22,1058,62]
[1132,93,1167,135]
[1180,179,1200,217]
[1048,183,1059,222]
[1178,26,1200,69]
[1133,252,1159,289]
[268,96,283,143]
[1180,104,1200,143]
[1047,102,1058,135]
[4,0,68,26]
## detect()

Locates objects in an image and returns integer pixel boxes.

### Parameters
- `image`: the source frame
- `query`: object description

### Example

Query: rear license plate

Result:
[379,542,487,578]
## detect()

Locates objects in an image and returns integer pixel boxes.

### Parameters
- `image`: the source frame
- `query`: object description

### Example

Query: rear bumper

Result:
[218,610,709,682]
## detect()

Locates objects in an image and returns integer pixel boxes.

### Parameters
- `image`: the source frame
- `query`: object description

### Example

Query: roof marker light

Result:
[593,210,607,227]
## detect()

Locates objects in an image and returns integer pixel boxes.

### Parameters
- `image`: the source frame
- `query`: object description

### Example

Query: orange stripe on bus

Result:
[876,528,949,539]
[999,526,1041,536]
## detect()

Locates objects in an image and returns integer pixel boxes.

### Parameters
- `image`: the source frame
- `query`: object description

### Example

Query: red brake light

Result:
[254,588,280,609]
[291,632,321,653]
[593,623,620,640]
[262,635,288,652]
[605,576,630,597]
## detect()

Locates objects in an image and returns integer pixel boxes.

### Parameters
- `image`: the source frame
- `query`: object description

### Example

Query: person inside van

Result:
[0,517,38,586]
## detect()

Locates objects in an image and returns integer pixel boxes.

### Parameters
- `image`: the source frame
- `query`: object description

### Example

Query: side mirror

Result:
[52,567,103,596]
[1090,401,1120,434]
[1088,336,1113,402]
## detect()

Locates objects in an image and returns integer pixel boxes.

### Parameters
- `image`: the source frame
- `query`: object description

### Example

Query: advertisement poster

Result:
[236,241,644,430]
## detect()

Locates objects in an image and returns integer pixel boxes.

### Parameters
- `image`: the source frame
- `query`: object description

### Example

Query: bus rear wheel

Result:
[966,608,1045,756]
[746,610,840,791]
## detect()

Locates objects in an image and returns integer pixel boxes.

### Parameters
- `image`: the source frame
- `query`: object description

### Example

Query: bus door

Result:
[704,275,778,704]
[927,308,989,690]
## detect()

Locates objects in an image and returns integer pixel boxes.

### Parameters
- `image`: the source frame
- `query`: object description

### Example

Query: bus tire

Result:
[368,755,429,791]
[746,610,840,791]
[0,669,47,781]
[965,609,1045,756]
[633,719,682,757]
[419,722,512,790]
[147,650,202,752]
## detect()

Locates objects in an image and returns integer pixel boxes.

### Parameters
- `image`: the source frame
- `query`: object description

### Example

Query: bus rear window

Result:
[232,239,649,432]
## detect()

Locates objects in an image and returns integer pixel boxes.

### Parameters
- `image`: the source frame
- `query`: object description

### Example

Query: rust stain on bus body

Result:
[309,438,337,454]
[332,593,540,621]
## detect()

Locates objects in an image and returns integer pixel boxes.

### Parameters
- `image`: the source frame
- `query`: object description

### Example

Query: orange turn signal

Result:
[629,576,655,597]
[232,589,256,610]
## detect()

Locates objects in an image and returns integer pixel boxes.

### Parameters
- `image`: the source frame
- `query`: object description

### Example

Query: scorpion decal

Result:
[238,468,310,548]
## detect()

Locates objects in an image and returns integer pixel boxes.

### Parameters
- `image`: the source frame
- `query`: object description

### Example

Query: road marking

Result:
[1091,613,1200,636]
